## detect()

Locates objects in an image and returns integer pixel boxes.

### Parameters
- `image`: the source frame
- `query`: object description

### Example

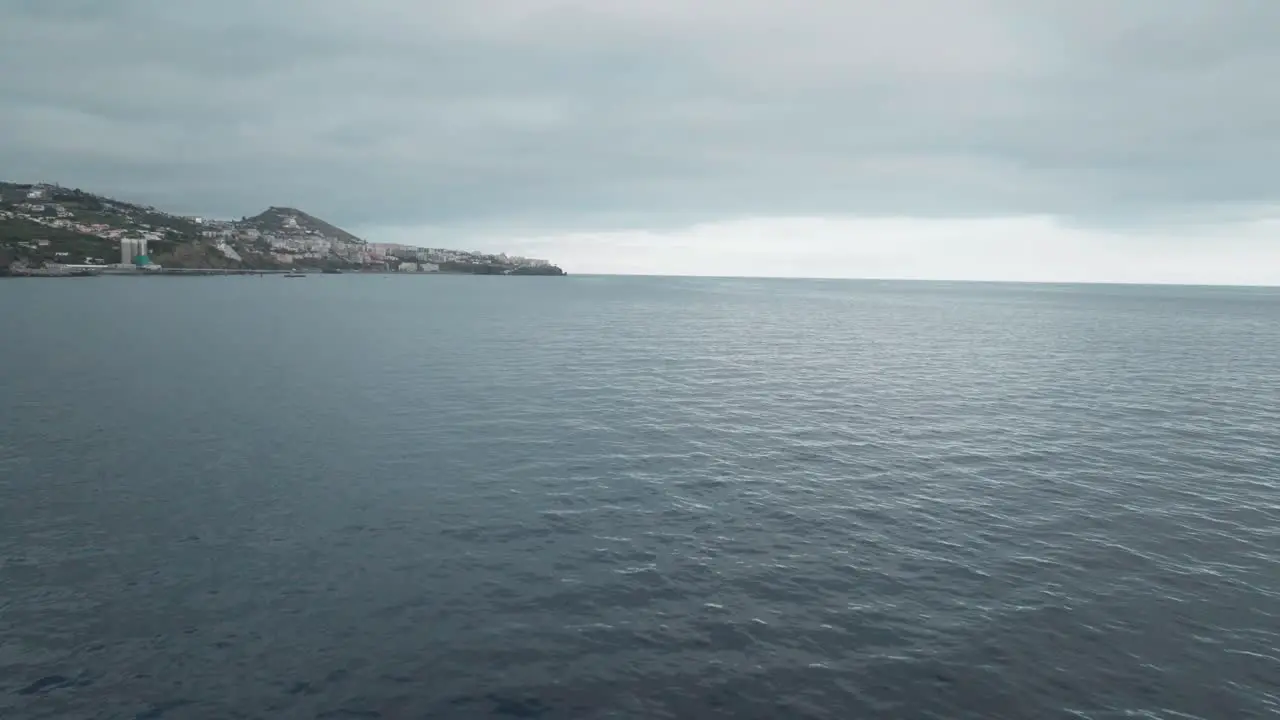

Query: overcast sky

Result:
[2,0,1278,283]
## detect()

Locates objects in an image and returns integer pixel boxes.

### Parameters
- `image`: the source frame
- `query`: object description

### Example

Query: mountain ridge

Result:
[241,206,365,245]
[1,182,564,275]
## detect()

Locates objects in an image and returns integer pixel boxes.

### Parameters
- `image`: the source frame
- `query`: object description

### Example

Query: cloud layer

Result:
[2,1,1278,280]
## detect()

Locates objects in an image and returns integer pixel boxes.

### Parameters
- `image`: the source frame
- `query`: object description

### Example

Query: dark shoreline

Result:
[1,269,567,278]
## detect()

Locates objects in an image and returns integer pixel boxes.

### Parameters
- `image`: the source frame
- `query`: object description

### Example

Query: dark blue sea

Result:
[2,275,1278,719]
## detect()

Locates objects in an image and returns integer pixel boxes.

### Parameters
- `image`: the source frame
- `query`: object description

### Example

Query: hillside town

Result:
[198,216,552,273]
[0,182,562,275]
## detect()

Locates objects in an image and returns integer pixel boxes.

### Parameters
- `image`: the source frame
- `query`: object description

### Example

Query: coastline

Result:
[1,267,567,278]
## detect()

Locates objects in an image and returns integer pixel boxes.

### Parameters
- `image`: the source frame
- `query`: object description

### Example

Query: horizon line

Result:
[553,272,1280,289]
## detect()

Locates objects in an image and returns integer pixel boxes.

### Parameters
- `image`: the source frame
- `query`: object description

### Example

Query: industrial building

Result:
[120,238,149,266]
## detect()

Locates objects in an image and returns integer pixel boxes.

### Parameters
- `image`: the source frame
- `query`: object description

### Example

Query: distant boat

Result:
[322,268,343,274]
[284,269,306,278]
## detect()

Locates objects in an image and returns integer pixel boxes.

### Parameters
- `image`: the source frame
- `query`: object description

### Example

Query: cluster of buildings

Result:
[199,216,368,265]
[200,218,554,272]
[1,208,152,269]
[2,202,170,247]
[367,243,550,270]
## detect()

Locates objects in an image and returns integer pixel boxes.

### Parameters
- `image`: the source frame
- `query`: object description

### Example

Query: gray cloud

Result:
[1,0,1277,230]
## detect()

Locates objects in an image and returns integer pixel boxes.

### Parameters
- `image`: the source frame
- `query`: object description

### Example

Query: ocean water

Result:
[1,275,1278,719]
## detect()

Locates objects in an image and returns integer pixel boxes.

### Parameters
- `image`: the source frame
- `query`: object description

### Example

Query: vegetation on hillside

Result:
[0,217,116,264]
[1,183,203,240]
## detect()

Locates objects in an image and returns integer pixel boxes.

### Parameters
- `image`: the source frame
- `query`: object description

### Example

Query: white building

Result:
[215,242,242,262]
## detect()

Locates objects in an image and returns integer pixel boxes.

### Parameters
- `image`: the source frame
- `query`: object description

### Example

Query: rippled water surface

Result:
[2,276,1279,719]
